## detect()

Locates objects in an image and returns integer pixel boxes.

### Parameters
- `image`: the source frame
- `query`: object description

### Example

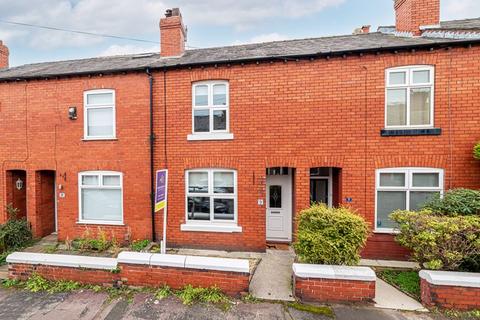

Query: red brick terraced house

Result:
[0,0,479,260]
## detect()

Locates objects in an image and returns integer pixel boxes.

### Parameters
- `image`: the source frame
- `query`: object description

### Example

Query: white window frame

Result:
[385,65,435,129]
[189,81,232,139]
[78,171,124,225]
[182,168,241,233]
[375,167,443,233]
[310,167,333,207]
[84,89,116,140]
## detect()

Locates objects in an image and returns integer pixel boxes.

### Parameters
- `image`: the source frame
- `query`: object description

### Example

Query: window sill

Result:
[381,128,441,136]
[82,137,118,142]
[180,223,242,233]
[187,133,234,141]
[373,229,400,235]
[77,220,124,226]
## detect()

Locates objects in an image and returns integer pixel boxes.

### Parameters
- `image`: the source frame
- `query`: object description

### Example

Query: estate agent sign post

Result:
[155,169,168,254]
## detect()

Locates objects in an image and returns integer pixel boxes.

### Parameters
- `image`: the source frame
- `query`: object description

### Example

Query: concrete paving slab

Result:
[374,278,428,312]
[0,290,68,320]
[333,305,444,320]
[249,248,295,301]
[29,290,109,320]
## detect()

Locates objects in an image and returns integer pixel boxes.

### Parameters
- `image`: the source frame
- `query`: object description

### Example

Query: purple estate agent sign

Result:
[155,170,168,212]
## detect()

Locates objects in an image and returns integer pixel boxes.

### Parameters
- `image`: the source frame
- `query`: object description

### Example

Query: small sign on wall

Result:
[345,197,353,203]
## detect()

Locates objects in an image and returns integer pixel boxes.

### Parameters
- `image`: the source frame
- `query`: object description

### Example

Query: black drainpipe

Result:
[146,68,156,242]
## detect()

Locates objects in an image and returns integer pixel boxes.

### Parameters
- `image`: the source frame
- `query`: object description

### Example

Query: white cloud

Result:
[443,0,480,20]
[176,0,345,31]
[233,33,290,45]
[0,0,345,50]
[99,44,159,57]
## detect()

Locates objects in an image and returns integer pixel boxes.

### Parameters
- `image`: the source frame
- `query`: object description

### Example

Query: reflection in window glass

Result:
[214,198,234,220]
[379,173,405,187]
[389,72,406,85]
[377,191,406,229]
[187,197,210,220]
[194,85,208,106]
[214,172,234,193]
[194,109,210,132]
[269,185,282,208]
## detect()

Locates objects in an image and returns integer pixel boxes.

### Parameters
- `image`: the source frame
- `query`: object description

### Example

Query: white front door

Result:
[266,172,292,241]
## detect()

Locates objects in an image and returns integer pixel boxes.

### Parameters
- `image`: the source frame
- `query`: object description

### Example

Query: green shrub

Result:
[391,210,480,271]
[422,188,480,216]
[293,204,369,265]
[474,142,480,160]
[0,205,33,251]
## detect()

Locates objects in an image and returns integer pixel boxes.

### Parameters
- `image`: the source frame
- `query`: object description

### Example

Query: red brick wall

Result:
[0,41,8,69]
[120,263,249,296]
[295,277,375,303]
[153,46,480,255]
[395,0,440,35]
[0,73,152,242]
[1,45,480,258]
[421,279,480,310]
[9,263,117,285]
[8,262,250,297]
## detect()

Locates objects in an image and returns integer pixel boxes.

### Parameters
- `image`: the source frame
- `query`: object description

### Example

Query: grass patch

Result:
[378,269,420,299]
[241,293,259,303]
[287,301,334,317]
[441,309,480,319]
[154,285,172,300]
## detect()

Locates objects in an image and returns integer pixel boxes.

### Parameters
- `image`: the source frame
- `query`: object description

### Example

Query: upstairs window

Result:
[84,89,116,140]
[385,66,434,128]
[376,168,443,232]
[192,81,229,134]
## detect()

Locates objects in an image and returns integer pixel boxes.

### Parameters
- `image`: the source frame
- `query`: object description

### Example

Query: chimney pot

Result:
[394,0,440,35]
[0,40,9,69]
[160,8,187,57]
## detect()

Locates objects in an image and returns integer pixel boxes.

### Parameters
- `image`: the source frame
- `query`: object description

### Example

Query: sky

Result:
[0,0,479,67]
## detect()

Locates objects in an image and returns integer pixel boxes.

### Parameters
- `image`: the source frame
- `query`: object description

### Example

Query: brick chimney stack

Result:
[0,41,9,69]
[160,8,187,57]
[394,0,440,35]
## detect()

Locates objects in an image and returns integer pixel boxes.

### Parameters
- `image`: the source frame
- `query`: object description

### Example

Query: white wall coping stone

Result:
[419,270,480,288]
[150,254,186,268]
[293,263,376,281]
[6,252,117,270]
[185,256,250,273]
[117,252,152,265]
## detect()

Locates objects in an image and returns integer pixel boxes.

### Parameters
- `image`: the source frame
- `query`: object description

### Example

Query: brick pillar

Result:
[293,167,310,238]
[26,171,41,238]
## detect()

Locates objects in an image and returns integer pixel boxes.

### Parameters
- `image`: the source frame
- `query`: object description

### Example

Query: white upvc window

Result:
[84,89,116,140]
[375,168,443,233]
[385,66,434,128]
[189,81,232,140]
[78,171,123,225]
[182,169,241,232]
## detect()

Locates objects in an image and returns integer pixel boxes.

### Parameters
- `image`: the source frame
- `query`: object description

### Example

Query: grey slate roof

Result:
[439,18,480,31]
[0,30,477,81]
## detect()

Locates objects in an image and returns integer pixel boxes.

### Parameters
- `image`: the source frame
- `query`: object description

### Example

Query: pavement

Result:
[249,248,295,301]
[375,278,428,312]
[0,288,449,320]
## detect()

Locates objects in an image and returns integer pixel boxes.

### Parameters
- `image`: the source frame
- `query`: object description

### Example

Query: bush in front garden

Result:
[293,204,369,265]
[0,204,33,251]
[391,210,480,271]
[421,188,480,216]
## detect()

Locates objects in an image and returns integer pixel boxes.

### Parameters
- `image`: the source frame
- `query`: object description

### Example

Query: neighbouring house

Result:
[0,0,479,260]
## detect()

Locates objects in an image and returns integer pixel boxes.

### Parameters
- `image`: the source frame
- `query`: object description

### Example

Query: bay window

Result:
[385,66,434,128]
[376,168,443,232]
[78,171,123,224]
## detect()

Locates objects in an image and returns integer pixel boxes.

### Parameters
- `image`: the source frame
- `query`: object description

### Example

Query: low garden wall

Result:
[420,270,480,310]
[293,263,376,303]
[7,252,250,297]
